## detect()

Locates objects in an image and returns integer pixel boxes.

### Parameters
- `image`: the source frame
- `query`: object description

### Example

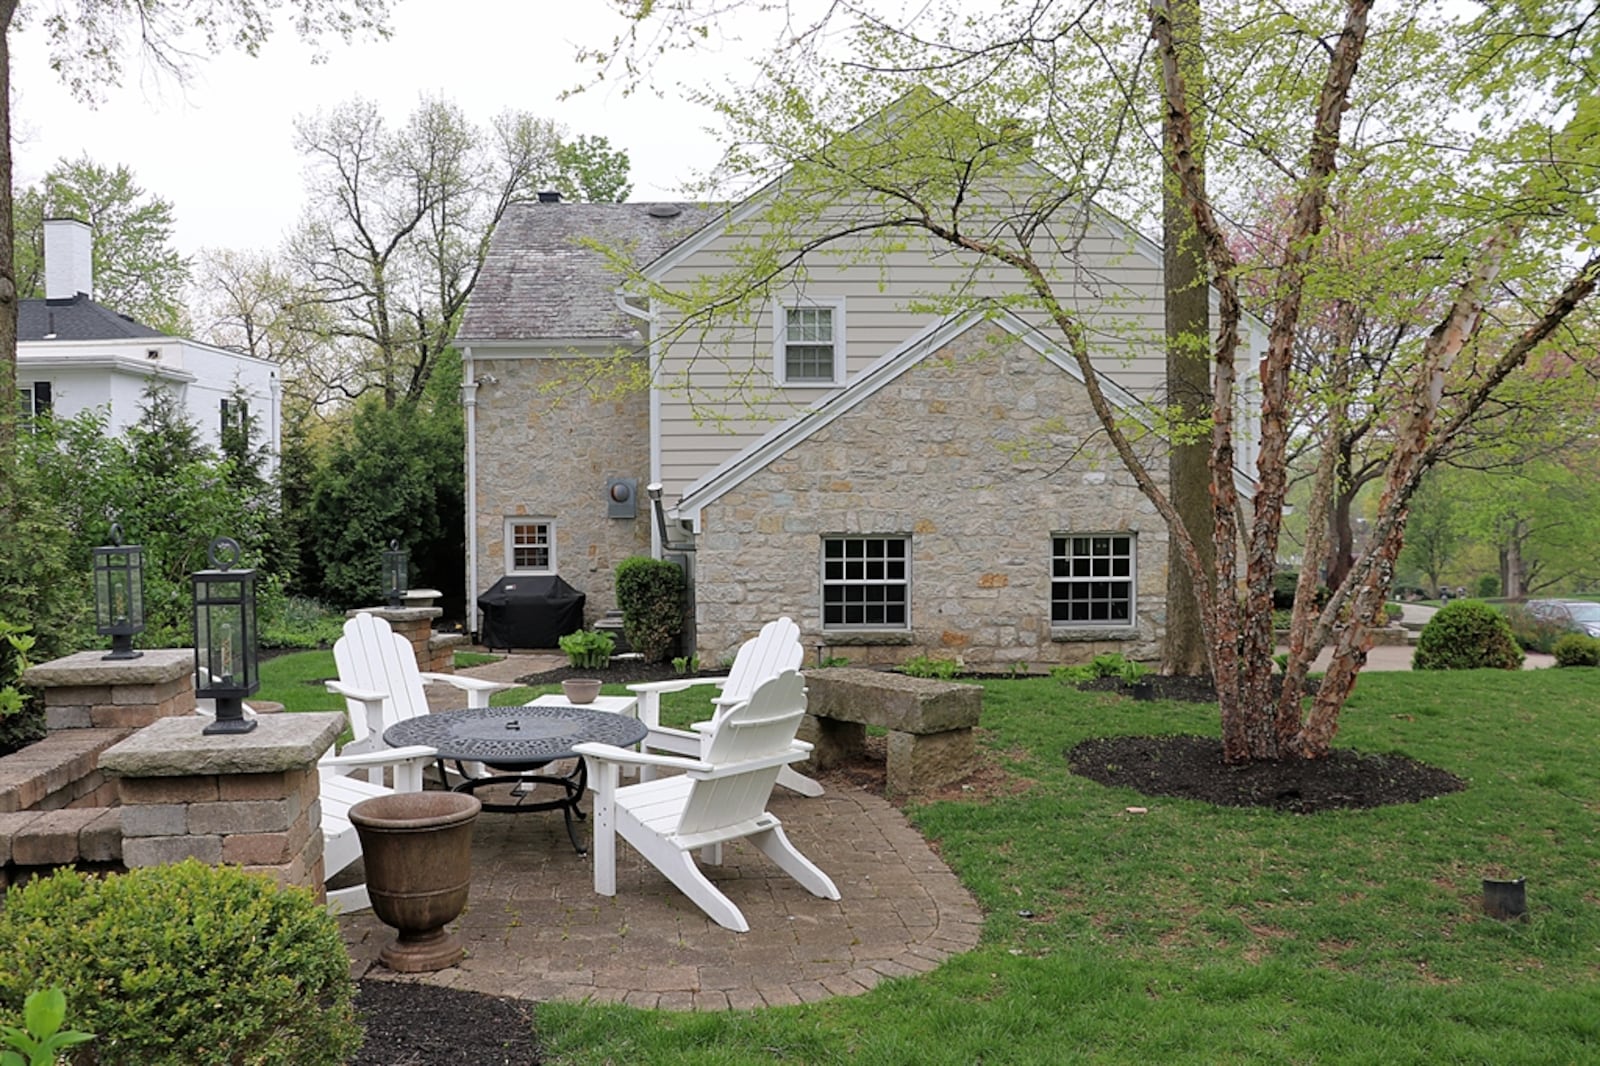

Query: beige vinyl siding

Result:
[650,207,1169,502]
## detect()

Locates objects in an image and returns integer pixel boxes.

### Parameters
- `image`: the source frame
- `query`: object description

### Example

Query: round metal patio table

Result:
[385,705,648,854]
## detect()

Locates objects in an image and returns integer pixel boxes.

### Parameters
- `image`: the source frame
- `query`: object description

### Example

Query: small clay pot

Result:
[562,678,602,704]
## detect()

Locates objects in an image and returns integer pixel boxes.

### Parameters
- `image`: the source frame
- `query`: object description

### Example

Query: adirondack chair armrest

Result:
[572,742,709,774]
[325,680,388,705]
[319,744,437,792]
[321,744,437,769]
[420,673,510,710]
[627,676,729,696]
[628,676,729,729]
[687,746,813,780]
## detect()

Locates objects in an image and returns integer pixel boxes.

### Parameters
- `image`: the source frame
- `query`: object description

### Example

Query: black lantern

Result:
[193,536,259,735]
[93,523,145,661]
[383,539,409,609]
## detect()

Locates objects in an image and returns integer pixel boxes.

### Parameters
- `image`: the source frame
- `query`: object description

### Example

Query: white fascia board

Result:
[18,350,197,383]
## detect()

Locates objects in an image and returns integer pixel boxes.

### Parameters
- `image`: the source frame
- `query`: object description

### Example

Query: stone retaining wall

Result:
[4,651,338,896]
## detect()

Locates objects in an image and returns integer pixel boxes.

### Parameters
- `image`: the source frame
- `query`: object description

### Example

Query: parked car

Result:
[1524,600,1600,638]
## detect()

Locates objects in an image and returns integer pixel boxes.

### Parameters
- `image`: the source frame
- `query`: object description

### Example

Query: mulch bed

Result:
[1068,734,1467,813]
[352,980,540,1066]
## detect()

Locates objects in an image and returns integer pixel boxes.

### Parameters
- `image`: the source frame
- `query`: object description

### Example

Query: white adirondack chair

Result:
[627,616,823,797]
[326,612,510,780]
[574,669,840,932]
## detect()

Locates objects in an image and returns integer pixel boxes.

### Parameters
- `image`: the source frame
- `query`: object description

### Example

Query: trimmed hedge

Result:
[1412,600,1524,671]
[1552,632,1600,667]
[0,861,361,1065]
[614,556,686,663]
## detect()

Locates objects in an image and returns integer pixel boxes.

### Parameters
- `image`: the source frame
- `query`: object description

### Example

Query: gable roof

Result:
[456,201,725,344]
[19,294,167,342]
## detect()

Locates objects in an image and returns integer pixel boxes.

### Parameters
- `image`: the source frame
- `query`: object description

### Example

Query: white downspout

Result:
[462,348,481,638]
[614,289,661,557]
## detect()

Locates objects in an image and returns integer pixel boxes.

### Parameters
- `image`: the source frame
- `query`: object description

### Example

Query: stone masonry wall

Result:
[695,323,1168,667]
[473,357,652,632]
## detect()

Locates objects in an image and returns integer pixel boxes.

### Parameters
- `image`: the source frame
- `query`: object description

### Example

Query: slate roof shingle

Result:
[19,294,167,342]
[457,201,726,343]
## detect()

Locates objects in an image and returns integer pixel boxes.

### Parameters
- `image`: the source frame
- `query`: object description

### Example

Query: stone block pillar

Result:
[99,713,344,898]
[21,649,195,731]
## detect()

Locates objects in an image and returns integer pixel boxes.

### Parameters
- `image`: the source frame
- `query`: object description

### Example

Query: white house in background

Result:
[17,218,281,474]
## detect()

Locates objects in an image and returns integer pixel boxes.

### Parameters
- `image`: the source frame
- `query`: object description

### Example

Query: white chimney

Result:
[44,218,93,300]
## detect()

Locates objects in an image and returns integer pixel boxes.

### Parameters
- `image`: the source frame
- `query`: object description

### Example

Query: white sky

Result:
[9,1,741,260]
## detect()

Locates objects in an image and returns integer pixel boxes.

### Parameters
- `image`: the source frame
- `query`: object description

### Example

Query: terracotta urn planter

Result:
[350,791,482,972]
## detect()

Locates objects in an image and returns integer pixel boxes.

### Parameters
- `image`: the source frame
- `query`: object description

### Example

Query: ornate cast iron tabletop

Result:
[385,706,648,853]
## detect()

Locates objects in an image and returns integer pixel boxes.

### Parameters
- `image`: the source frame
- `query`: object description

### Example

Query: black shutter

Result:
[33,382,50,415]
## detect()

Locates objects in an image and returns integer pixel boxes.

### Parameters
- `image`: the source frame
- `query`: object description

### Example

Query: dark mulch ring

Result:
[352,980,540,1066]
[516,659,715,687]
[1068,733,1467,813]
[1073,673,1319,702]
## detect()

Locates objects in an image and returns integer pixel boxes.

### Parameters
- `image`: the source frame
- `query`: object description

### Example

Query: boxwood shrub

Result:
[0,861,361,1065]
[1552,632,1600,667]
[1412,600,1524,671]
[614,556,686,663]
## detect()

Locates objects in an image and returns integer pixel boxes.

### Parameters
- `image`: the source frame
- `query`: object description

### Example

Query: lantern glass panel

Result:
[93,546,145,636]
[192,571,259,698]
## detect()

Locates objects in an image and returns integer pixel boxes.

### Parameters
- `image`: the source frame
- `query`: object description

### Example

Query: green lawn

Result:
[535,668,1600,1065]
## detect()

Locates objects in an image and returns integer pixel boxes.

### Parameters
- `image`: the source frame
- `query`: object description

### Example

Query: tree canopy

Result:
[13,155,191,333]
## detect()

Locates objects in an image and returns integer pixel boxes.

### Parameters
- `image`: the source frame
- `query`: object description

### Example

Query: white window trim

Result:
[504,517,556,574]
[820,533,911,632]
[772,296,847,387]
[1050,532,1138,636]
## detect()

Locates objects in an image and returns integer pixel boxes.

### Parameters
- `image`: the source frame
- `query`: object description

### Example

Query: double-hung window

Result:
[18,381,51,422]
[822,536,909,629]
[1051,534,1135,626]
[774,298,846,386]
[506,518,555,573]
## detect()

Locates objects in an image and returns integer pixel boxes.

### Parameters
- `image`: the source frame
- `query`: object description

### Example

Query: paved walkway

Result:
[339,651,984,1009]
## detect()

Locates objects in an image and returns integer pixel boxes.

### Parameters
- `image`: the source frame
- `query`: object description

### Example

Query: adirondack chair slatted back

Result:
[678,670,807,838]
[720,617,803,704]
[333,613,430,748]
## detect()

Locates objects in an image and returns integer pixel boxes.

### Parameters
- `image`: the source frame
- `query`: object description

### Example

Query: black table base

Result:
[441,757,590,853]
[385,705,648,858]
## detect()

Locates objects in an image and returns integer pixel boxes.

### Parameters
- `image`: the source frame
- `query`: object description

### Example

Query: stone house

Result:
[456,163,1260,668]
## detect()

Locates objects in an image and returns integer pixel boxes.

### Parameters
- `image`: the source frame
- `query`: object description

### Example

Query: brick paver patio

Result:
[337,654,984,1009]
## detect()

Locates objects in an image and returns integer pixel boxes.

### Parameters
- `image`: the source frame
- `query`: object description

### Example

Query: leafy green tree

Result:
[1396,472,1460,597]
[13,156,191,333]
[305,352,464,607]
[581,0,1600,762]
[553,135,633,203]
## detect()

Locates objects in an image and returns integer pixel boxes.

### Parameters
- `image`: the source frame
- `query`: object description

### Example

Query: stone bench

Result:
[798,668,982,794]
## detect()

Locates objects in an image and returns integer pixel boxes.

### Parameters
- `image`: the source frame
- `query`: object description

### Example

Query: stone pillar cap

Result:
[100,713,345,777]
[22,648,192,687]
